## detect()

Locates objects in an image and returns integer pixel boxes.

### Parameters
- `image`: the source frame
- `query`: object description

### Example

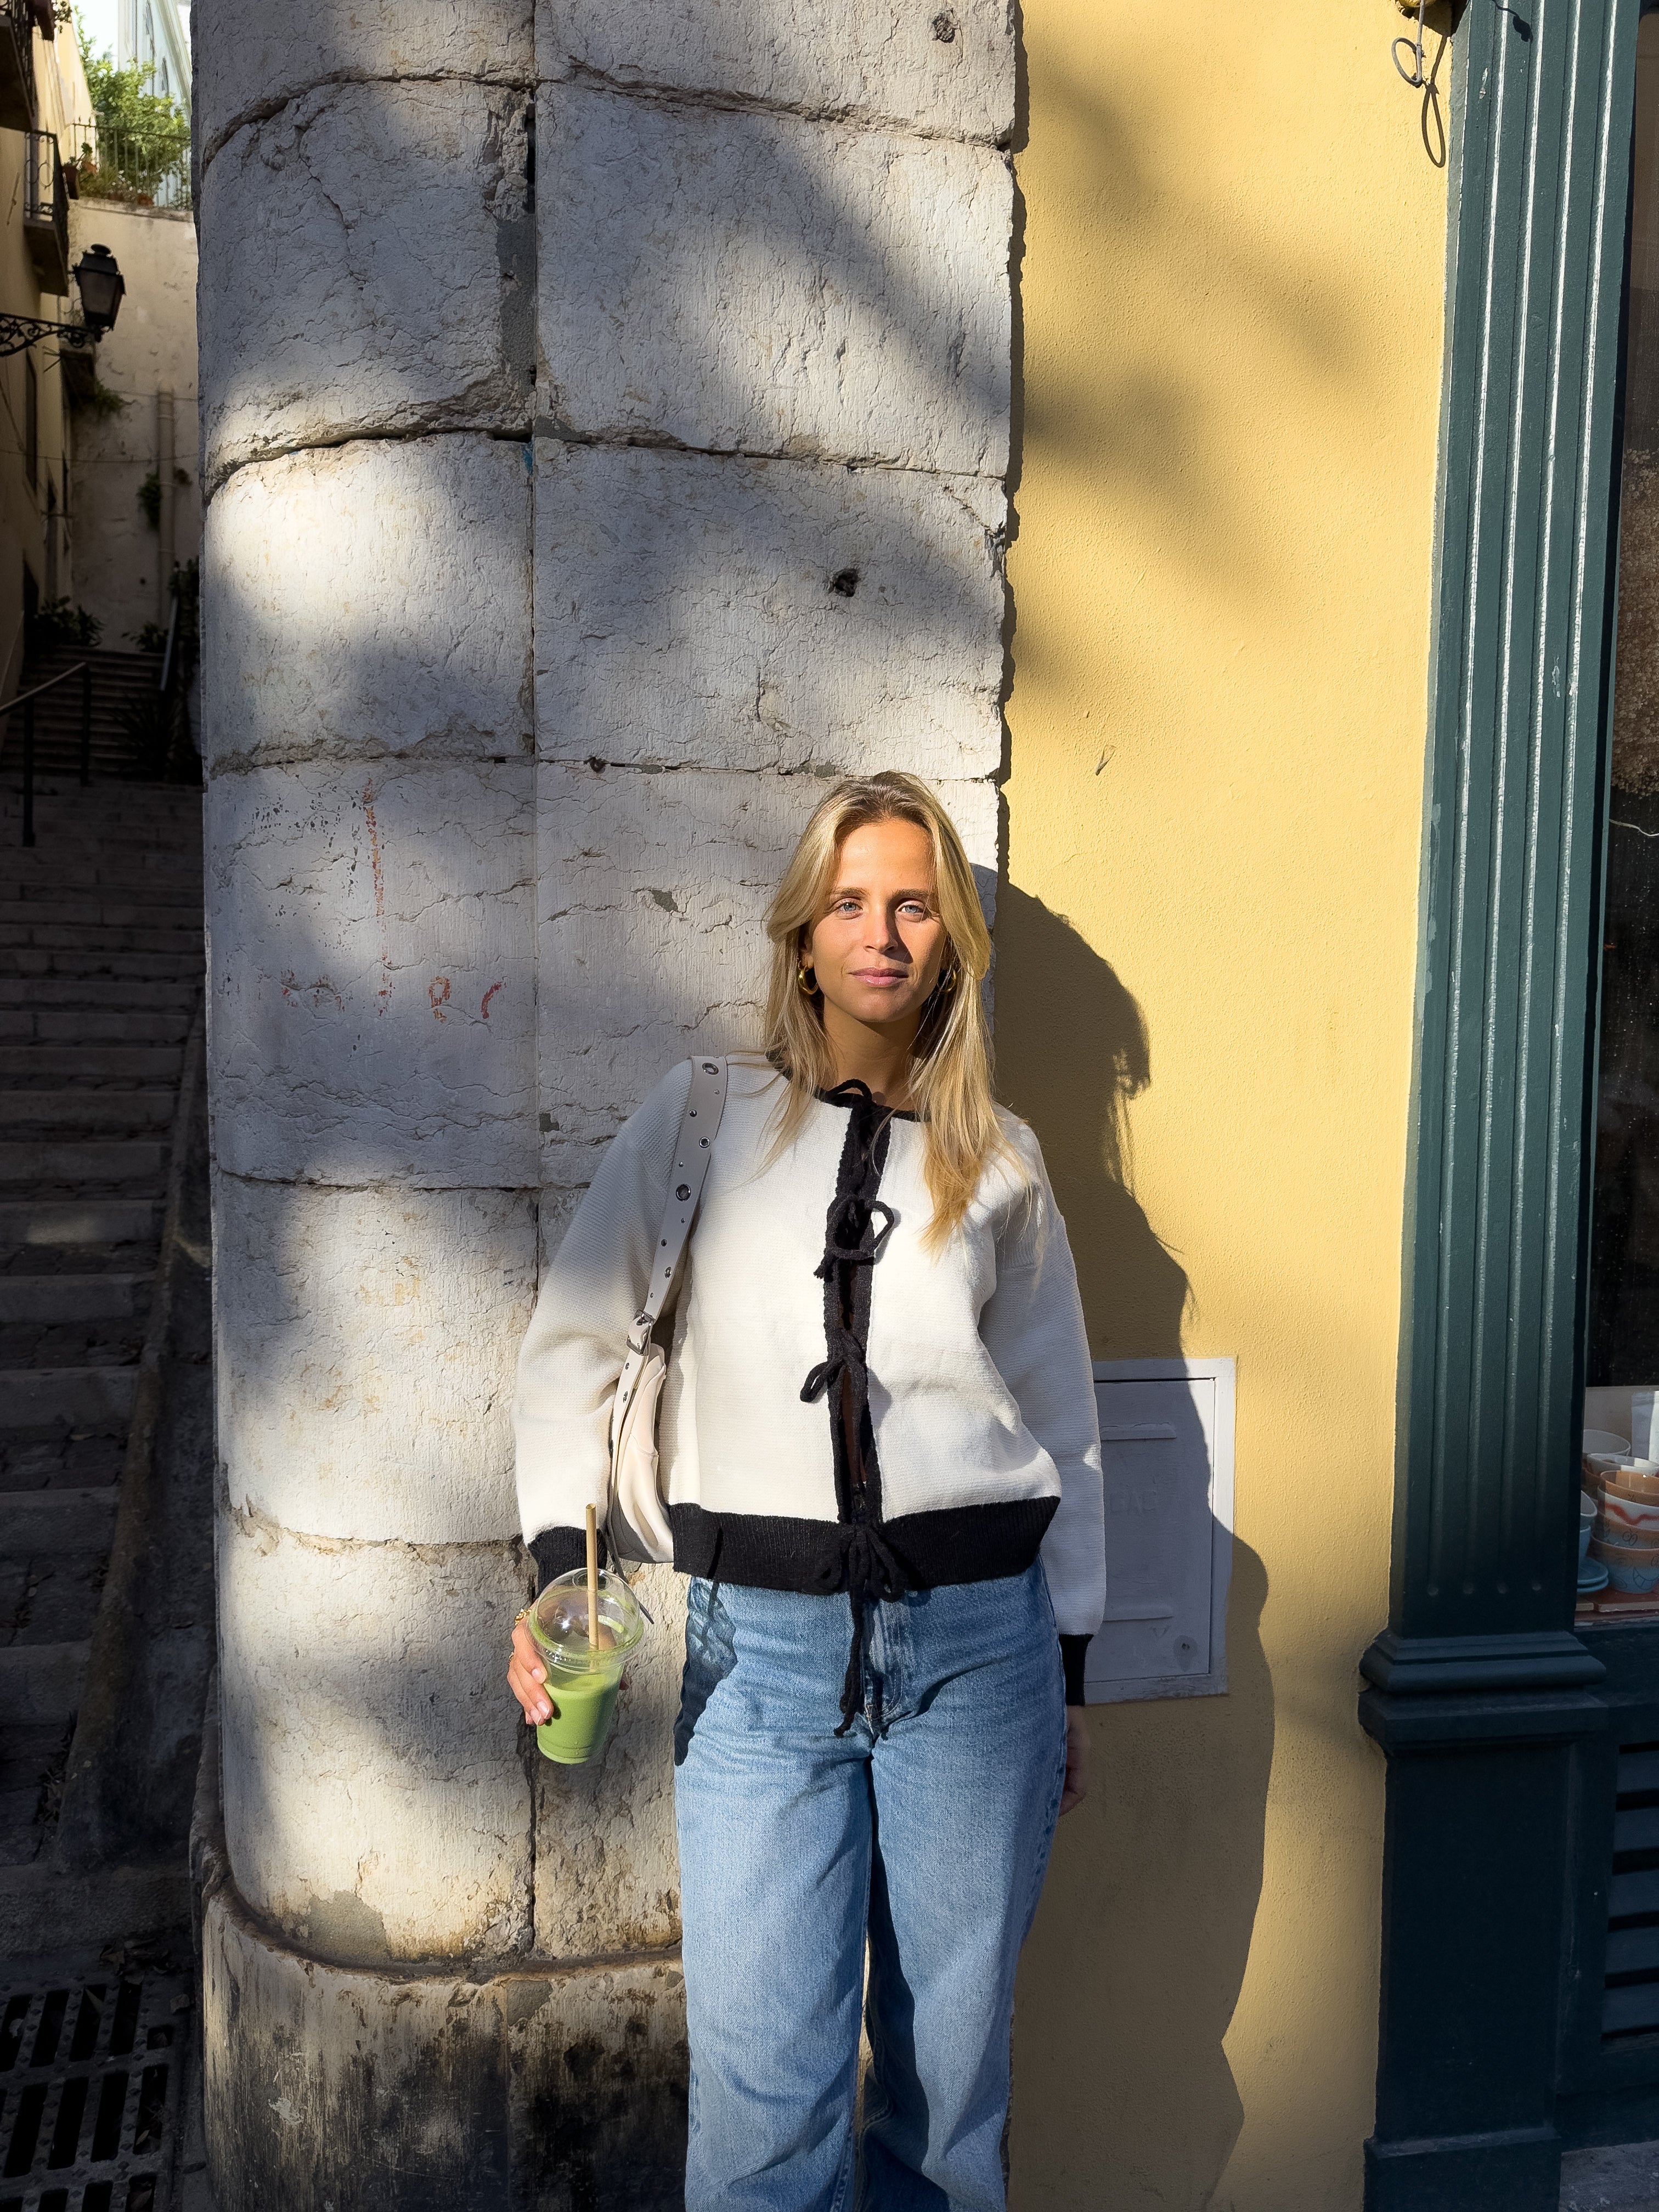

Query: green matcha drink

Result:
[535,1662,622,1765]
[526,1567,645,1767]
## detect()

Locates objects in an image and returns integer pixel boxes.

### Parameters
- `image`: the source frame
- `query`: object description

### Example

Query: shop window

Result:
[1583,8,1659,1625]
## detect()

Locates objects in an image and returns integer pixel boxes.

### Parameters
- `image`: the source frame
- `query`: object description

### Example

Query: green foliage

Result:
[75,26,190,204]
[131,620,168,652]
[65,373,125,419]
[137,469,160,530]
[28,596,101,651]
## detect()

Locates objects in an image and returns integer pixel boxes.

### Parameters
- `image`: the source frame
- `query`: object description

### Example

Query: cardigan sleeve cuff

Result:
[530,1526,602,1590]
[1059,1634,1091,1708]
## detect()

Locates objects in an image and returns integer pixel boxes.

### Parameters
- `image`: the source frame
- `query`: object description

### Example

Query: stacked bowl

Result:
[1584,1429,1659,1593]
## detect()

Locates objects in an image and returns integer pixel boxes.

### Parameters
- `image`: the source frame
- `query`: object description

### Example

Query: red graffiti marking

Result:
[430,977,451,1021]
[481,982,503,1020]
[362,781,392,1013]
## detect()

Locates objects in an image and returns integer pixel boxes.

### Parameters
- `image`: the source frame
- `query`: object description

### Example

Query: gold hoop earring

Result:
[798,962,818,997]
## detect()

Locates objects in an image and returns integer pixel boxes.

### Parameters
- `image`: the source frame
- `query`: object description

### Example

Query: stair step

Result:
[3,887,204,919]
[0,921,203,955]
[0,1365,137,1425]
[0,803,201,830]
[5,1045,183,1080]
[0,1276,149,1323]
[6,850,203,879]
[0,1140,166,1183]
[0,1198,159,1245]
[6,879,203,907]
[0,1090,177,1131]
[0,1641,91,1726]
[0,1012,190,1044]
[0,977,199,1011]
[0,1487,119,1558]
[0,950,205,982]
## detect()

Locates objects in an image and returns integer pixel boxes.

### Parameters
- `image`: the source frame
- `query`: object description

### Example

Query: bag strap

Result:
[610,1057,729,1453]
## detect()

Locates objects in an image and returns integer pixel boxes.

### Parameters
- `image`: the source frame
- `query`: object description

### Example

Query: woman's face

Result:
[807,818,949,1035]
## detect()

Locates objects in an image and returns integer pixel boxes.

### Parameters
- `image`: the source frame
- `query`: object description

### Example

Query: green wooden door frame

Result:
[1360,0,1645,2203]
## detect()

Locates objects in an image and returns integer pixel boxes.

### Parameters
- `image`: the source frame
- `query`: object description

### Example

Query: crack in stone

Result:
[206,419,534,502]
[200,66,537,173]
[529,415,1006,487]
[214,1165,545,1197]
[222,1479,523,1562]
[556,57,1012,153]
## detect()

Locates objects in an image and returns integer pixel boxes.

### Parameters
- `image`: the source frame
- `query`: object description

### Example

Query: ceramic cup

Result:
[1589,1537,1659,1594]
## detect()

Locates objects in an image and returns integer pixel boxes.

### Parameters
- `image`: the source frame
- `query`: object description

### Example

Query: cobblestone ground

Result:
[1,770,217,2210]
[1563,2141,1659,2210]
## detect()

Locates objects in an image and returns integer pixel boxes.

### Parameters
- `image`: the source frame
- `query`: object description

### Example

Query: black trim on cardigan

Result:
[669,1496,1059,1596]
[533,1505,1092,1703]
[800,1081,904,1730]
[529,1525,610,1587]
[1059,1635,1090,1708]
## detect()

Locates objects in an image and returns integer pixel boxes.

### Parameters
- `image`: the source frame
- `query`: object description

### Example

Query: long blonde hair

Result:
[761,771,1017,1249]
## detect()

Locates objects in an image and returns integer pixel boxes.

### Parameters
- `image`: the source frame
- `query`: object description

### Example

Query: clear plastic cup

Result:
[526,1568,645,1766]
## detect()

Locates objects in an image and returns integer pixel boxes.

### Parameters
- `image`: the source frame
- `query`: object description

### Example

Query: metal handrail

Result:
[13,658,91,847]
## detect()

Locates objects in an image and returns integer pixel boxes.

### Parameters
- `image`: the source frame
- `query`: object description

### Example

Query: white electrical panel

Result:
[1085,1357,1234,1705]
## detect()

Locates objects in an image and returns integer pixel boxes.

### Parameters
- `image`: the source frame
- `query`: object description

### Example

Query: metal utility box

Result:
[1086,1357,1234,1704]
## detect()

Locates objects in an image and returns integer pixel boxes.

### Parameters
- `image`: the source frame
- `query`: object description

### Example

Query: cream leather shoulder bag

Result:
[605,1056,729,1566]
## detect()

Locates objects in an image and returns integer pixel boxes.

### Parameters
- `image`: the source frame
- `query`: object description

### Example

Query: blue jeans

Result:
[674,1562,1068,2212]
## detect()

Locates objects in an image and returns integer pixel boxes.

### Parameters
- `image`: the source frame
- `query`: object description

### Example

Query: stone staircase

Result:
[0,646,168,779]
[0,767,204,1915]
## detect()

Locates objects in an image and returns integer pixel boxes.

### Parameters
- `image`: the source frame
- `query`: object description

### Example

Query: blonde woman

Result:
[510,771,1104,2211]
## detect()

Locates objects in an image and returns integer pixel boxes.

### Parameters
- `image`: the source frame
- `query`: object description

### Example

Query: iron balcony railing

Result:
[0,0,37,133]
[70,120,191,212]
[22,128,67,293]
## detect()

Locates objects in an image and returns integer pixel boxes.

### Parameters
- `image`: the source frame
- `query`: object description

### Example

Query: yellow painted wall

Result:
[1001,8,1451,2207]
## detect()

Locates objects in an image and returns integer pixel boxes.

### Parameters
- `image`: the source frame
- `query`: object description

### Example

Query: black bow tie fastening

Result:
[804,1079,908,1734]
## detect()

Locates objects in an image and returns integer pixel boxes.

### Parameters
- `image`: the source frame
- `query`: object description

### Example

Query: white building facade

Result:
[116,0,188,110]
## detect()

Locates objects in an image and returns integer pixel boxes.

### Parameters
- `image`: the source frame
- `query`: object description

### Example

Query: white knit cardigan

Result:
[514,1059,1106,1670]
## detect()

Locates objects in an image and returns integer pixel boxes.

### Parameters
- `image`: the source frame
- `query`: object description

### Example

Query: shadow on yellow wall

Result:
[997,886,1276,2207]
[996,884,1187,1362]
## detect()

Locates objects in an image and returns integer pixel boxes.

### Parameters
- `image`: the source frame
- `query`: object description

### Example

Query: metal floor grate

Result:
[0,1966,187,2212]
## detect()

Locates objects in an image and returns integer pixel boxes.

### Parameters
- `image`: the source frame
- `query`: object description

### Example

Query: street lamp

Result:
[0,242,125,359]
[71,244,124,335]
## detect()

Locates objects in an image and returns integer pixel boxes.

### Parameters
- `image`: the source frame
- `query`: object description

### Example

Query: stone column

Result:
[193,0,1012,2202]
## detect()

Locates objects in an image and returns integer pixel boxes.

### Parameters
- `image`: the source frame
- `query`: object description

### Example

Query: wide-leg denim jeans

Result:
[674,1562,1068,2212]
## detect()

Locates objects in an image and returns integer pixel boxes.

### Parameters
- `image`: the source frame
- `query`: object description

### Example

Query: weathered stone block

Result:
[538,82,1011,474]
[214,1173,537,1545]
[206,758,537,1188]
[196,0,535,166]
[217,1513,532,1957]
[534,441,1004,777]
[535,765,996,1176]
[200,1864,687,2211]
[201,81,533,483]
[534,1565,684,1957]
[537,0,1014,144]
[204,437,532,771]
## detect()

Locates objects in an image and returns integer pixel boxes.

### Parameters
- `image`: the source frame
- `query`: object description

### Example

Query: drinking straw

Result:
[585,1503,600,1653]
